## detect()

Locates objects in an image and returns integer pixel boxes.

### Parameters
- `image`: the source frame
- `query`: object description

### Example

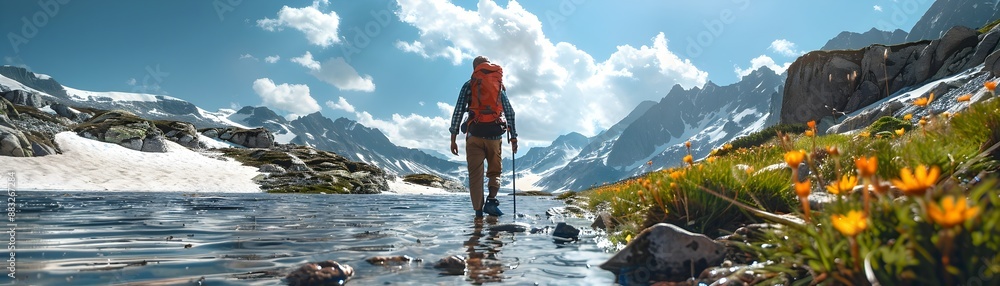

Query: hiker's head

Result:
[473,56,490,69]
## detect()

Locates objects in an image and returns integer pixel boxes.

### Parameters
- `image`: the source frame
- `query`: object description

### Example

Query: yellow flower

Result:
[855,156,878,177]
[794,179,811,198]
[683,154,694,166]
[724,143,733,150]
[826,174,858,195]
[825,145,840,156]
[706,156,716,164]
[927,196,981,229]
[903,113,913,121]
[986,81,997,92]
[941,112,950,119]
[669,182,677,189]
[859,131,871,138]
[913,93,934,107]
[831,210,868,237]
[805,130,815,137]
[784,150,806,169]
[956,94,972,102]
[685,141,692,149]
[891,165,940,196]
[669,170,685,180]
[745,166,755,175]
[807,120,816,130]
[919,118,927,126]
[895,128,905,136]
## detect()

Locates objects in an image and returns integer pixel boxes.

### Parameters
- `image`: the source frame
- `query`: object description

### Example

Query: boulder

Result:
[366,255,418,266]
[73,110,166,152]
[0,126,31,157]
[1,90,46,109]
[827,101,904,134]
[553,222,580,242]
[962,29,1000,71]
[30,141,56,157]
[285,260,354,286]
[0,97,19,121]
[433,255,466,275]
[154,120,200,149]
[259,164,287,174]
[601,223,727,283]
[987,50,1000,78]
[214,127,274,148]
[591,212,620,231]
[489,222,530,233]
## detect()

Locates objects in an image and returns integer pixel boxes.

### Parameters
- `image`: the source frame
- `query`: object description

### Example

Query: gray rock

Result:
[49,103,78,120]
[827,101,904,134]
[285,260,354,286]
[1,90,46,109]
[30,141,56,156]
[489,222,530,233]
[963,29,1000,72]
[987,50,1000,78]
[140,135,168,152]
[553,222,580,242]
[201,128,219,138]
[259,164,287,173]
[0,126,31,157]
[591,212,619,231]
[433,255,466,275]
[154,121,199,149]
[601,223,727,283]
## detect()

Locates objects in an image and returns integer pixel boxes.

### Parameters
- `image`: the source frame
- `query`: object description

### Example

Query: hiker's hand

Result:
[450,141,459,155]
[509,138,518,154]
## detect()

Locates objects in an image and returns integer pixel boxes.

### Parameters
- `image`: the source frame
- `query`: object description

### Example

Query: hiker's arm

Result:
[449,82,471,156]
[500,89,516,139]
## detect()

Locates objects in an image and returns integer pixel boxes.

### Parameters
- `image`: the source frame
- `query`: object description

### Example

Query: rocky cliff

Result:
[781,25,1000,124]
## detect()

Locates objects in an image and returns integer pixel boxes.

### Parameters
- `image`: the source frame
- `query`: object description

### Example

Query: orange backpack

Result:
[468,62,506,124]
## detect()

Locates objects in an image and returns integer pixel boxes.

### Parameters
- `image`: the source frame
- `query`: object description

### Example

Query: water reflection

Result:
[465,216,505,283]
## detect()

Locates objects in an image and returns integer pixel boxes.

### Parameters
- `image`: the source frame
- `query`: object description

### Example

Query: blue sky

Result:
[1,0,934,155]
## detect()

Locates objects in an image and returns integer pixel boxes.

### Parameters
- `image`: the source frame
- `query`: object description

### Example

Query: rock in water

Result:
[366,255,418,266]
[600,223,726,284]
[434,255,466,275]
[489,222,530,233]
[285,260,354,286]
[553,222,580,242]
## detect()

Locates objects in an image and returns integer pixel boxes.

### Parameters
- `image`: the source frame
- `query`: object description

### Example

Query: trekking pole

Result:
[509,132,516,220]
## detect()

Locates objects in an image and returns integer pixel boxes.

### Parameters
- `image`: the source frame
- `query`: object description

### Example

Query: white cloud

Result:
[239,54,258,61]
[873,5,883,12]
[264,55,281,63]
[325,97,356,113]
[392,0,708,152]
[251,78,321,116]
[768,39,801,57]
[734,55,792,79]
[292,51,376,92]
[126,78,137,86]
[257,2,341,47]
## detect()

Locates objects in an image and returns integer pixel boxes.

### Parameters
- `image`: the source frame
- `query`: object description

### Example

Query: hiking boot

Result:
[483,198,504,216]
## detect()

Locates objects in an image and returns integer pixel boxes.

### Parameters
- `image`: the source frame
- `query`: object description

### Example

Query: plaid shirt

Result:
[449,80,517,140]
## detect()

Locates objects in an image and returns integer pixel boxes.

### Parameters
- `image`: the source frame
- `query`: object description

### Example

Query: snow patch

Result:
[6,132,261,192]
[63,86,181,103]
[384,177,458,195]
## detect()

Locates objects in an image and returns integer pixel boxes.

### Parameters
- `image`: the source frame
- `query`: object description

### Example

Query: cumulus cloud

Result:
[768,39,801,57]
[325,97,356,113]
[264,55,281,63]
[126,78,137,86]
[251,78,321,116]
[873,5,883,12]
[291,51,375,92]
[392,0,708,151]
[257,2,341,47]
[734,55,792,79]
[239,54,258,61]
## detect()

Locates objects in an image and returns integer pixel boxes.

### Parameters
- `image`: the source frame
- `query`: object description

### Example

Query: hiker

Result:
[449,55,518,218]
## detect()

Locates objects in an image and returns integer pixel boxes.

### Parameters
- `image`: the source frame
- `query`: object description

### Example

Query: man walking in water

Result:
[449,55,518,218]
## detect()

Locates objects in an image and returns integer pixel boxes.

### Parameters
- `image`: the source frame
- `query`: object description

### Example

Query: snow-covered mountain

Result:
[905,0,1000,42]
[533,67,786,192]
[0,65,463,180]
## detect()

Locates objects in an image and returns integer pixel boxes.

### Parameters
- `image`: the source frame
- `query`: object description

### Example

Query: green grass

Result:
[578,96,1000,284]
[979,18,1000,34]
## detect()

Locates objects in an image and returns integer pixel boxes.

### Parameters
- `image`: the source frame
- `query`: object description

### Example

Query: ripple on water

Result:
[17,191,615,285]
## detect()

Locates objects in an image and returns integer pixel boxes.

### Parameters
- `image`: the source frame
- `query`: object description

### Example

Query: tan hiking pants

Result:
[465,136,502,211]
